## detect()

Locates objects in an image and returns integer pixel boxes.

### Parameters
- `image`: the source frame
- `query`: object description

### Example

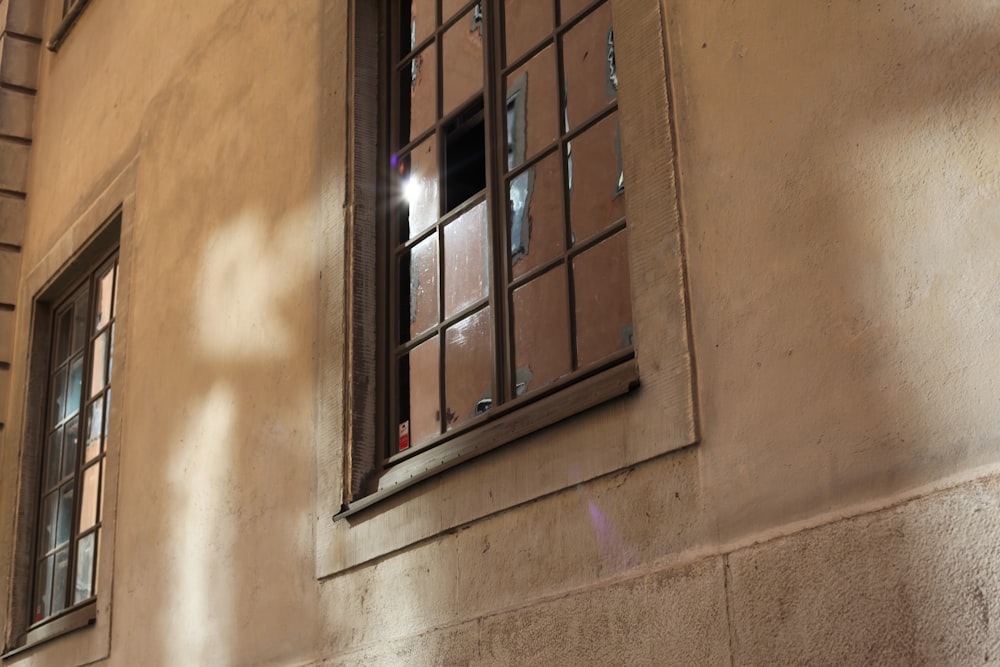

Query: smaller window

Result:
[30,250,118,630]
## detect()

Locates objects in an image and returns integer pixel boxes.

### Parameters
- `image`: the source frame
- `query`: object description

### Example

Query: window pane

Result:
[442,9,484,118]
[401,235,439,341]
[55,309,72,365]
[56,483,74,548]
[559,0,596,24]
[402,0,435,53]
[51,548,69,615]
[34,555,53,623]
[90,331,108,398]
[444,201,488,318]
[505,45,558,169]
[40,492,58,553]
[44,427,63,491]
[62,416,80,480]
[509,152,565,278]
[568,112,624,243]
[400,45,437,147]
[71,291,89,354]
[504,0,554,65]
[442,0,474,28]
[398,336,440,450]
[94,266,115,332]
[79,463,101,532]
[562,1,615,130]
[107,324,115,381]
[103,388,112,450]
[573,230,633,367]
[512,266,571,392]
[49,366,66,425]
[85,396,104,463]
[66,354,84,419]
[73,533,96,604]
[398,136,439,239]
[445,307,493,428]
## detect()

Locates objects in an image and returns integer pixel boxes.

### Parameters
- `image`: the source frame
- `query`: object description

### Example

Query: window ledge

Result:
[47,0,93,52]
[2,603,96,660]
[335,358,639,521]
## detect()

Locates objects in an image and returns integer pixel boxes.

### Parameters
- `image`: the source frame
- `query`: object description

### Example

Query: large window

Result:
[353,0,635,506]
[30,250,118,628]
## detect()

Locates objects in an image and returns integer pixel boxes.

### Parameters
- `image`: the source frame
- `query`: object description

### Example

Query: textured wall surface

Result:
[0,0,998,665]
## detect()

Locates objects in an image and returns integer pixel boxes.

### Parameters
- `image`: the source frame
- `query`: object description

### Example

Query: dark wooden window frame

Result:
[336,0,640,519]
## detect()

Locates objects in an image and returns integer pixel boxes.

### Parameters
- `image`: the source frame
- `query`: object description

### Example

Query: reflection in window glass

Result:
[573,230,633,366]
[569,112,625,244]
[513,266,572,392]
[505,47,558,169]
[445,307,493,428]
[444,201,488,318]
[442,9,484,117]
[509,151,564,277]
[402,0,435,53]
[562,1,615,130]
[398,137,440,239]
[402,235,439,341]
[398,337,441,451]
[400,45,437,147]
[504,0,553,65]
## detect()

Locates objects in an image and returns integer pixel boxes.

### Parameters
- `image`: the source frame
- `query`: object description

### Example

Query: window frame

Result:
[316,0,695,575]
[25,245,118,641]
[1,160,135,661]
[338,0,642,518]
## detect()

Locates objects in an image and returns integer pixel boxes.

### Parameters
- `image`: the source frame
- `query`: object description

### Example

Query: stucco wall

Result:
[1,0,999,665]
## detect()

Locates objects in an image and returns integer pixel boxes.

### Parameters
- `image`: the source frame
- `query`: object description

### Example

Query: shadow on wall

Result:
[676,0,1000,661]
[110,2,321,666]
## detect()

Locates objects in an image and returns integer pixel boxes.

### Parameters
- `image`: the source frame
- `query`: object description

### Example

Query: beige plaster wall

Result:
[2,0,999,664]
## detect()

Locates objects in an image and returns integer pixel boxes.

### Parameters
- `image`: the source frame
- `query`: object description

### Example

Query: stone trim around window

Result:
[0,158,135,662]
[314,0,696,578]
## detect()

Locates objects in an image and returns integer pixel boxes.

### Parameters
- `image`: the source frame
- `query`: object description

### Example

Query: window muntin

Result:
[32,253,118,626]
[385,0,632,463]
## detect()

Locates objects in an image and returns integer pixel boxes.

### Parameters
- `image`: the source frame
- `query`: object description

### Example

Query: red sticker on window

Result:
[398,421,410,451]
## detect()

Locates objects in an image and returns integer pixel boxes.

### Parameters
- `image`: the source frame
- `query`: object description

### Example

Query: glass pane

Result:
[90,331,108,397]
[107,323,115,381]
[79,463,100,532]
[94,266,115,332]
[73,533,96,604]
[49,366,66,425]
[573,230,633,367]
[505,45,558,169]
[443,201,488,318]
[442,0,473,26]
[103,389,112,451]
[34,555,53,622]
[512,266,571,392]
[51,548,69,614]
[445,307,493,428]
[562,1,615,130]
[55,309,72,365]
[400,45,437,147]
[398,336,440,450]
[56,483,74,548]
[509,152,565,278]
[66,354,83,419]
[40,492,57,553]
[504,0,554,65]
[401,235,439,341]
[110,262,119,316]
[568,112,624,243]
[85,396,104,463]
[442,9,484,117]
[44,427,63,491]
[71,291,89,353]
[559,0,596,24]
[62,416,79,480]
[397,136,439,239]
[403,0,435,53]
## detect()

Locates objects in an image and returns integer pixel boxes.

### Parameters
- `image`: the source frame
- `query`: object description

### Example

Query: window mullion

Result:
[481,0,510,409]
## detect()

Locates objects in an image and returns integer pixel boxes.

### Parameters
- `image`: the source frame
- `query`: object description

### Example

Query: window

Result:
[48,0,94,51]
[29,249,118,631]
[342,0,638,511]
